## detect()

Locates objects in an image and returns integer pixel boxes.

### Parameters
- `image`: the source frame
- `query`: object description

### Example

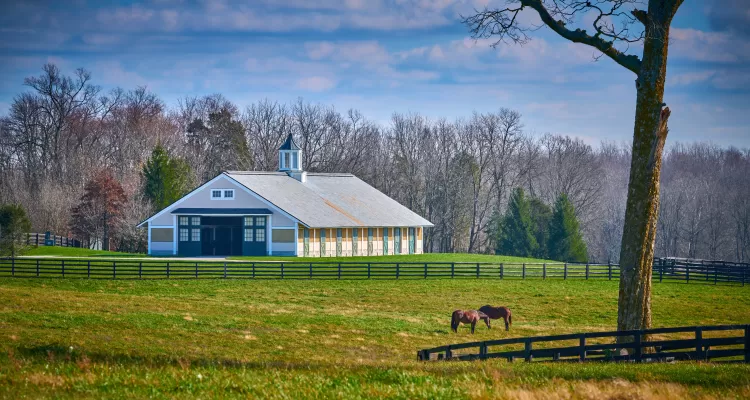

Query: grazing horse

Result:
[478,305,513,331]
[451,310,491,334]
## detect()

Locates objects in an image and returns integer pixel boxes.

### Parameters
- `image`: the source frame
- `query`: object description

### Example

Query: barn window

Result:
[212,190,222,199]
[179,228,189,242]
[255,217,266,227]
[191,228,200,242]
[191,217,200,226]
[223,189,234,199]
[255,229,265,242]
[179,216,188,226]
[244,228,253,242]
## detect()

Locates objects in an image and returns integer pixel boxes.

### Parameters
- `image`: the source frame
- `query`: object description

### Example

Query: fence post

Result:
[686,265,690,283]
[424,263,427,279]
[524,339,532,362]
[579,335,586,361]
[281,263,285,279]
[543,263,546,279]
[451,263,455,279]
[87,260,90,278]
[396,263,400,279]
[608,262,612,280]
[695,328,704,361]
[585,263,589,280]
[310,263,313,279]
[166,262,170,279]
[139,262,143,279]
[367,263,371,279]
[11,258,15,277]
[445,346,452,360]
[62,260,65,278]
[634,331,642,362]
[476,263,480,279]
[522,263,526,279]
[224,262,228,279]
[564,263,568,280]
[479,343,487,359]
[36,259,40,277]
[251,263,256,279]
[195,262,199,279]
[500,263,504,279]
[337,263,341,280]
[714,264,718,285]
[113,261,116,279]
[744,326,749,363]
[660,258,664,283]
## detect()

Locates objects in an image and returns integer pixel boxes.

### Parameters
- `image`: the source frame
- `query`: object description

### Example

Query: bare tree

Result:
[463,0,684,333]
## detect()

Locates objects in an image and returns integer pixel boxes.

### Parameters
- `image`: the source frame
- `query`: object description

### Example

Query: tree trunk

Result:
[617,4,675,338]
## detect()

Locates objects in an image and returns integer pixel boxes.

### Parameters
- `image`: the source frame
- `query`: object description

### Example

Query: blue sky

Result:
[1,0,749,147]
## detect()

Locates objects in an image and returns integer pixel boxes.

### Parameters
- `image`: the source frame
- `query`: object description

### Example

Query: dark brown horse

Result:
[478,305,512,331]
[451,310,491,333]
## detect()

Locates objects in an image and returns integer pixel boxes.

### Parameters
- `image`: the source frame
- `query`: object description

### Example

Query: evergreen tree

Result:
[529,197,553,259]
[142,145,192,211]
[496,188,537,257]
[0,204,32,257]
[548,193,588,263]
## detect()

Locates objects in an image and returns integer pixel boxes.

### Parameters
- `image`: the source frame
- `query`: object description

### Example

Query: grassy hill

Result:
[0,278,748,398]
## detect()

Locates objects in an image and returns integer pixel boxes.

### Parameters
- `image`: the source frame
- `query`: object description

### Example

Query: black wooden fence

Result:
[418,324,750,363]
[24,233,82,248]
[0,257,747,283]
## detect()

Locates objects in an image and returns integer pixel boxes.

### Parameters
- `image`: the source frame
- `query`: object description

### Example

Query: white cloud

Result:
[670,28,747,63]
[669,70,716,86]
[296,76,336,91]
[82,33,121,46]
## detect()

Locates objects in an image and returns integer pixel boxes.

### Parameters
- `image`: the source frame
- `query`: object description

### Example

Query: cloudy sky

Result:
[1,0,748,146]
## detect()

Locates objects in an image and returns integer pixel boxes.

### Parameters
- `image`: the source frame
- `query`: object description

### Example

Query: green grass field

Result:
[1,278,749,399]
[20,246,551,264]
[22,246,146,258]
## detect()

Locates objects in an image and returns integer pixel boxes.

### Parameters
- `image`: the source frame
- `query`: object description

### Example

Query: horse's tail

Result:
[451,312,459,332]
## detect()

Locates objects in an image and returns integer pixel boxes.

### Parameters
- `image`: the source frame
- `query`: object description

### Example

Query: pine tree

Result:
[496,188,537,257]
[548,193,588,263]
[0,204,32,257]
[529,197,553,259]
[142,145,192,211]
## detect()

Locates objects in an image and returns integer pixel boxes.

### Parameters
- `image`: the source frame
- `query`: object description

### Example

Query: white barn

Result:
[137,135,433,257]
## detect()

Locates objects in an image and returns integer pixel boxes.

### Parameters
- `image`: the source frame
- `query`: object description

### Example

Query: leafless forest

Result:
[1,65,748,262]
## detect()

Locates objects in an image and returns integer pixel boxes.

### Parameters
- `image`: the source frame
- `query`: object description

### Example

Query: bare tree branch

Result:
[463,0,644,74]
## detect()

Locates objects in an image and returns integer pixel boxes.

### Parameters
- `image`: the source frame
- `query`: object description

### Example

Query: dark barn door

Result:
[243,216,267,256]
[200,216,243,256]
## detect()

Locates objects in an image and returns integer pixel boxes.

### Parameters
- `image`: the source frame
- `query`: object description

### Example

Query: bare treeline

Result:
[1,64,749,261]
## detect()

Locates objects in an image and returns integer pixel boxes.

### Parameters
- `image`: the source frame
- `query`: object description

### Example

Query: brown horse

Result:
[451,310,491,334]
[478,305,512,331]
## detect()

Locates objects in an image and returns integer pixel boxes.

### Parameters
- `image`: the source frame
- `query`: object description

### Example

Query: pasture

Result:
[1,277,749,398]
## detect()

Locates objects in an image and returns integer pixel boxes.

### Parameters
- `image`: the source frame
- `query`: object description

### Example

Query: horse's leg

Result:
[504,316,509,331]
[485,317,491,329]
[471,320,476,334]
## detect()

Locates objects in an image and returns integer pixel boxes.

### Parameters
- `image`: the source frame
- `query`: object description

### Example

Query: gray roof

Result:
[225,171,433,228]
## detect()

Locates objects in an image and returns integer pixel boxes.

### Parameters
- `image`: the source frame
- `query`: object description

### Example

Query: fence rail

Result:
[0,257,747,284]
[418,324,750,363]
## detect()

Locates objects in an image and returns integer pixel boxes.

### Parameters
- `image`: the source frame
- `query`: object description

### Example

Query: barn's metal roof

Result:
[224,171,433,228]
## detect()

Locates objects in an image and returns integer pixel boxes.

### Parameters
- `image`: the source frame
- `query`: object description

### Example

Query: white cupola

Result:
[278,134,306,182]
